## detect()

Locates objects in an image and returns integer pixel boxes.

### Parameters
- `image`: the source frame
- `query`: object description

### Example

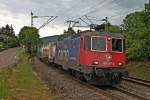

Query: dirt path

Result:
[0,47,21,68]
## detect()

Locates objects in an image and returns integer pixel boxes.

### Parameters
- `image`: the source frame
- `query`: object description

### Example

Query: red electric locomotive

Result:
[39,30,128,86]
[76,31,128,85]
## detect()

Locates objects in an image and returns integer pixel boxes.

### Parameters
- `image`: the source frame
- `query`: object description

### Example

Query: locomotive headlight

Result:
[118,62,123,66]
[108,37,111,41]
[106,55,112,62]
[107,55,112,59]
[93,61,99,65]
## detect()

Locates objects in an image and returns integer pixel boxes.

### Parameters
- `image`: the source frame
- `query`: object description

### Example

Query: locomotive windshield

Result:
[91,36,106,51]
[112,38,123,52]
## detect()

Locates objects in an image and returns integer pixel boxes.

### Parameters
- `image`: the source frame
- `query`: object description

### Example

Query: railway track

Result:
[68,77,122,100]
[114,86,149,100]
[50,65,122,100]
[57,70,150,100]
[38,61,122,100]
[122,77,150,87]
[118,76,150,100]
[36,60,150,100]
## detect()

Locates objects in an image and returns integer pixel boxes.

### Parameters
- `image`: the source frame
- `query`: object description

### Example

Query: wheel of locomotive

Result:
[68,69,76,76]
[83,73,92,82]
[68,69,73,76]
[75,71,84,81]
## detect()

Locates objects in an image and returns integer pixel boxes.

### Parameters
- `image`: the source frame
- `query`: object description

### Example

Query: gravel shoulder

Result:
[33,57,112,100]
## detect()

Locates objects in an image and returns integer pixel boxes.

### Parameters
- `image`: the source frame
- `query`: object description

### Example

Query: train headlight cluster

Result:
[93,61,99,65]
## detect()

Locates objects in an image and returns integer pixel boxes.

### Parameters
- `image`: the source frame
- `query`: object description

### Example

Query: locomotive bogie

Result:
[82,68,128,86]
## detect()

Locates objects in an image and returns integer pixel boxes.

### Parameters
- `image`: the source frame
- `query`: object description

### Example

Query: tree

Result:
[67,27,76,35]
[8,36,19,48]
[10,24,15,36]
[0,24,15,37]
[18,26,41,56]
[59,28,76,40]
[122,3,150,61]
[144,2,150,28]
[5,24,11,35]
[0,24,19,48]
[107,24,121,33]
[1,27,5,34]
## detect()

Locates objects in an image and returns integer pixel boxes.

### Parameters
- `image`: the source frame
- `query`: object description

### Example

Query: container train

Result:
[37,30,128,86]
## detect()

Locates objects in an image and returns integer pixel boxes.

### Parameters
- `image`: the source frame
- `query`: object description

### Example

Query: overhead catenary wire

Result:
[63,0,146,30]
[85,15,93,24]
[77,0,124,22]
[63,0,122,29]
[67,0,112,21]
[80,1,145,25]
[74,0,122,26]
[109,6,145,21]
[38,16,58,30]
[80,0,119,17]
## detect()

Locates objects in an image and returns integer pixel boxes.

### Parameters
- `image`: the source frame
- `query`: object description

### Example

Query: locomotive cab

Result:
[93,36,125,67]
[79,34,126,68]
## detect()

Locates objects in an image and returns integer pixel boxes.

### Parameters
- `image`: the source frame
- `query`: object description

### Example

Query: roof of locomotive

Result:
[78,30,125,38]
[53,30,125,42]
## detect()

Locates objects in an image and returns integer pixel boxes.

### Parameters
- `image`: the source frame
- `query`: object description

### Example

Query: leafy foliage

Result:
[18,26,41,56]
[7,36,19,48]
[122,3,150,61]
[0,24,15,36]
[0,24,19,50]
[59,27,76,40]
[107,24,121,33]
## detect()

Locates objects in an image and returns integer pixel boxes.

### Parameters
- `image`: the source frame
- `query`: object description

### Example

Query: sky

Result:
[0,0,148,37]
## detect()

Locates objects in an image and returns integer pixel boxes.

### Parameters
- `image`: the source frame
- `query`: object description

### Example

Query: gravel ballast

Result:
[32,58,112,100]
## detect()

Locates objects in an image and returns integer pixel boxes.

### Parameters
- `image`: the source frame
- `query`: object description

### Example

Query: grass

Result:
[0,70,9,98]
[127,61,150,80]
[0,51,55,100]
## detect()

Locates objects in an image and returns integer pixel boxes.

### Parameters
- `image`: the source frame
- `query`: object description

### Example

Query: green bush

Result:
[122,4,150,61]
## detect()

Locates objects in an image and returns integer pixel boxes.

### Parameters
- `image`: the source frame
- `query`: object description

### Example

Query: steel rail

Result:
[122,77,150,87]
[114,86,149,100]
[128,77,150,83]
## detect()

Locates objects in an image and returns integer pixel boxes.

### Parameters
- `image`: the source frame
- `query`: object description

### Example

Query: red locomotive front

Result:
[78,31,128,85]
[79,33,126,68]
